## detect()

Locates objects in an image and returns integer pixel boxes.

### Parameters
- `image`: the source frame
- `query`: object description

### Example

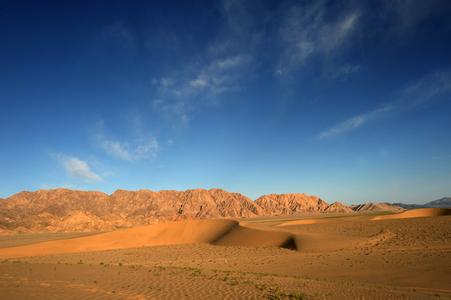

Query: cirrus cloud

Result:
[318,105,394,139]
[94,121,159,161]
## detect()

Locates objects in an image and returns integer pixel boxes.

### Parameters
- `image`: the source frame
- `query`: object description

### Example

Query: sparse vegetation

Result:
[266,287,305,300]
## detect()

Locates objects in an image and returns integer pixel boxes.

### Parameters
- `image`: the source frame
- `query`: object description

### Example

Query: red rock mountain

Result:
[0,189,403,233]
[254,193,329,215]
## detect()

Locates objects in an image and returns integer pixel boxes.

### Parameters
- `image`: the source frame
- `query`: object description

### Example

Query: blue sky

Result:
[1,0,451,204]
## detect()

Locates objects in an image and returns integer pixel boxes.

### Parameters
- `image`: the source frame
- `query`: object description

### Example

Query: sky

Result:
[1,0,451,204]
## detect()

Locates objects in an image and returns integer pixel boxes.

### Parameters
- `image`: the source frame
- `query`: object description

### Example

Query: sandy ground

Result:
[0,209,450,299]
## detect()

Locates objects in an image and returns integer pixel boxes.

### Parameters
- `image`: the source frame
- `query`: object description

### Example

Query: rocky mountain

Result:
[254,193,329,215]
[351,202,405,213]
[324,202,354,213]
[109,188,262,221]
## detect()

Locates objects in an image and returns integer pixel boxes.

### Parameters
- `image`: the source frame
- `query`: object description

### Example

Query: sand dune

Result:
[277,219,330,226]
[372,208,451,220]
[0,219,296,259]
[276,215,364,227]
[214,225,297,249]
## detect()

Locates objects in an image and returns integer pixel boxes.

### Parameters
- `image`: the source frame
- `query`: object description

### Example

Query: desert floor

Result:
[0,211,450,299]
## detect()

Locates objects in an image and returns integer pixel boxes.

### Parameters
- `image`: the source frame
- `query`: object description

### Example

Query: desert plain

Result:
[0,208,450,299]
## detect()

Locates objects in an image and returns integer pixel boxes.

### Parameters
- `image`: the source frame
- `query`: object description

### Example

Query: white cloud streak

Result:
[400,71,451,106]
[318,69,451,140]
[319,105,394,139]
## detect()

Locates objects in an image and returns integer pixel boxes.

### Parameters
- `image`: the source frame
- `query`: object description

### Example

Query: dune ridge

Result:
[0,219,297,259]
[372,208,451,220]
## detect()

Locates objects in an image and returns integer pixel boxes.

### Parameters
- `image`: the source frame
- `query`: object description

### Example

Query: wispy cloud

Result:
[382,0,449,34]
[400,71,451,107]
[152,0,258,127]
[276,2,360,76]
[152,54,250,125]
[57,155,102,182]
[101,22,137,54]
[94,121,158,161]
[319,105,394,139]
[328,64,361,80]
[319,70,451,140]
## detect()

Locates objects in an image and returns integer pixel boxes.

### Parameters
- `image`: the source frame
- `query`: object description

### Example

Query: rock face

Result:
[109,188,262,221]
[255,193,329,215]
[324,202,354,213]
[351,202,405,213]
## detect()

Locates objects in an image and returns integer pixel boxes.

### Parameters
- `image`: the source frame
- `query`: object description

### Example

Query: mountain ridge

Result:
[0,188,407,233]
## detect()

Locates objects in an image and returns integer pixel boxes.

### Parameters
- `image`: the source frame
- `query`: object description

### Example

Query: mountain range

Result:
[1,188,445,233]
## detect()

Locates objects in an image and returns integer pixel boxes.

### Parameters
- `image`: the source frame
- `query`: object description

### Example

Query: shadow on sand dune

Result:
[0,219,297,259]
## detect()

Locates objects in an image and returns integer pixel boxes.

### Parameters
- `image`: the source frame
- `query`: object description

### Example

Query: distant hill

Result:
[324,202,354,213]
[425,197,451,208]
[391,203,424,210]
[392,197,451,209]
[351,202,405,213]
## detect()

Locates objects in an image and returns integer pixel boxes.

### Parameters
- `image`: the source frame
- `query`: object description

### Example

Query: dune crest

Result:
[372,208,451,220]
[0,219,297,259]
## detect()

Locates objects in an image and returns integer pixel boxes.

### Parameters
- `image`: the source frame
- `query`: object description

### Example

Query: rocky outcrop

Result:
[324,202,354,213]
[254,193,329,215]
[351,202,405,213]
[108,188,261,221]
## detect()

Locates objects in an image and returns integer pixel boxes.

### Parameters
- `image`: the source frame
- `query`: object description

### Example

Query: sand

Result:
[0,210,450,299]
